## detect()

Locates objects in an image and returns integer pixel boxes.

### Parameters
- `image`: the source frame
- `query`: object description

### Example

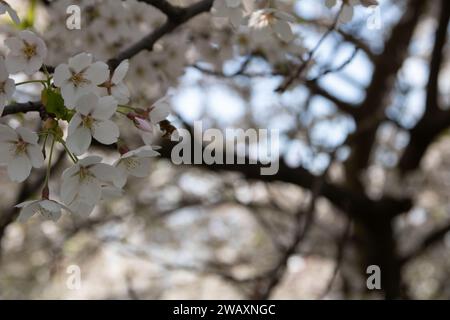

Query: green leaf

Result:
[42,88,72,121]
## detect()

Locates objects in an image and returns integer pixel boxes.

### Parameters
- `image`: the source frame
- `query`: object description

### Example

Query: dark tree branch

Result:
[398,0,450,173]
[1,101,43,117]
[401,221,450,264]
[344,0,426,187]
[108,0,214,69]
[136,0,183,18]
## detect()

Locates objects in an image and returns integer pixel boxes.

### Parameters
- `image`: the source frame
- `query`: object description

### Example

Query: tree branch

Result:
[1,101,43,117]
[397,0,450,173]
[109,0,214,69]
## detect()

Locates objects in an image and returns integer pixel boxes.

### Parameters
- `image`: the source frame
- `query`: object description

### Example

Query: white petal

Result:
[4,78,15,98]
[79,155,103,166]
[17,203,40,222]
[16,127,39,144]
[90,163,118,182]
[149,103,170,124]
[61,175,80,205]
[92,95,117,120]
[135,145,160,158]
[0,124,18,142]
[4,37,23,52]
[15,200,38,208]
[101,185,123,199]
[68,113,82,136]
[85,61,109,85]
[8,154,32,182]
[74,92,98,115]
[26,144,44,168]
[40,200,63,213]
[79,178,102,205]
[126,157,151,178]
[273,20,294,42]
[0,142,13,163]
[68,53,93,73]
[111,83,130,105]
[24,56,43,75]
[111,60,129,84]
[61,83,77,108]
[92,120,119,145]
[53,64,71,87]
[67,126,92,155]
[114,165,128,188]
[5,55,27,74]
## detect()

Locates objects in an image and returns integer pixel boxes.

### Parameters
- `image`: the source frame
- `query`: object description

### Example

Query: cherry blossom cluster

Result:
[0,2,174,221]
[212,0,378,43]
[0,0,381,223]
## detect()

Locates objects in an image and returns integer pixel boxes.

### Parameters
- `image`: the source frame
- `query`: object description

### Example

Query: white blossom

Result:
[16,199,70,222]
[98,60,130,104]
[146,96,171,125]
[248,9,296,43]
[0,56,15,116]
[325,0,379,23]
[134,97,171,143]
[5,30,47,75]
[60,156,120,215]
[66,93,119,156]
[212,0,249,28]
[0,1,20,25]
[115,145,160,188]
[0,125,44,182]
[53,52,109,108]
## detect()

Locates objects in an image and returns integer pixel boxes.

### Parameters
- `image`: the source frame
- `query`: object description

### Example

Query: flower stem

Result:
[15,79,47,86]
[44,135,56,188]
[117,110,129,116]
[59,138,78,163]
[118,104,136,110]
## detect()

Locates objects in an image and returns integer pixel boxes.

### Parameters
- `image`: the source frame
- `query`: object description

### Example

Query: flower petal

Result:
[67,126,92,155]
[111,60,129,84]
[26,144,44,168]
[8,154,32,182]
[16,127,38,145]
[68,53,93,73]
[74,92,98,115]
[53,64,71,87]
[85,61,109,85]
[92,120,119,145]
[0,124,18,142]
[92,95,117,120]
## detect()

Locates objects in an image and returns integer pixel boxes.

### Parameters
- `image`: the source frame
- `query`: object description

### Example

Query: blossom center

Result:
[81,115,94,128]
[255,12,276,28]
[79,166,93,181]
[15,139,28,155]
[124,157,139,170]
[22,42,37,59]
[70,71,89,87]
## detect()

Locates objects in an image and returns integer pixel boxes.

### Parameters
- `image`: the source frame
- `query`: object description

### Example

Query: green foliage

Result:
[41,88,73,121]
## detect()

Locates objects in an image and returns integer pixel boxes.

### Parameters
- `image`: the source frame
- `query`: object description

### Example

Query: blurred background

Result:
[0,0,449,299]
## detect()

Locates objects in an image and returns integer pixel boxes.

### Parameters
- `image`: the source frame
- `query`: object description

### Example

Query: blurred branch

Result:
[401,221,450,264]
[398,0,450,173]
[108,0,214,69]
[345,0,426,188]
[319,217,352,299]
[276,5,344,92]
[1,101,43,117]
